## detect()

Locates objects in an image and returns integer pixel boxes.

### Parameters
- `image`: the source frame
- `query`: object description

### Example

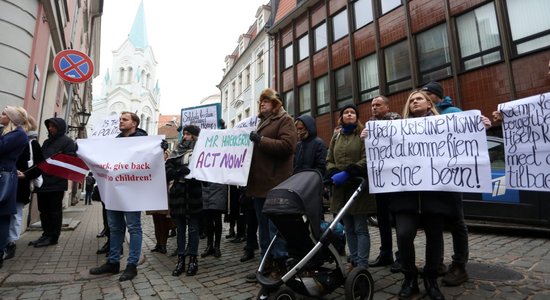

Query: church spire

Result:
[128,0,149,49]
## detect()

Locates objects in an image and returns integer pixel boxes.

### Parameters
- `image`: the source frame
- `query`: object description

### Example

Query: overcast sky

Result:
[93,0,268,115]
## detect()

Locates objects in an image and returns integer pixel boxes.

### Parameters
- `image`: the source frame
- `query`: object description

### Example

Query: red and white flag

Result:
[38,153,89,182]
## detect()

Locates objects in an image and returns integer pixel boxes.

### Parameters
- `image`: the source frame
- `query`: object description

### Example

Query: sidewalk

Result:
[0,201,549,299]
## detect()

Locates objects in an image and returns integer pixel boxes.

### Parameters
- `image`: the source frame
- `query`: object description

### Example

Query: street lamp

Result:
[68,109,91,132]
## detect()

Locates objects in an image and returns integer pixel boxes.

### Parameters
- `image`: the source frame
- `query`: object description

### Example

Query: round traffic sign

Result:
[53,49,94,83]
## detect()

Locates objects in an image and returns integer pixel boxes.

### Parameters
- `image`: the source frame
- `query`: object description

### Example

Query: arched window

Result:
[127,67,133,84]
[141,70,146,87]
[118,67,125,84]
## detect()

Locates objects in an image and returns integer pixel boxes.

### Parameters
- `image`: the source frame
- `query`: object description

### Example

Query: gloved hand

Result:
[331,171,350,186]
[250,131,262,144]
[176,166,190,177]
[161,139,169,151]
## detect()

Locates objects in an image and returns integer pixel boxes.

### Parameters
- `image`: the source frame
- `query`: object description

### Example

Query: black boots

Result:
[398,272,419,299]
[4,242,16,260]
[119,263,138,282]
[201,245,215,258]
[186,255,198,276]
[424,277,445,300]
[151,244,167,254]
[172,255,185,276]
[90,261,120,275]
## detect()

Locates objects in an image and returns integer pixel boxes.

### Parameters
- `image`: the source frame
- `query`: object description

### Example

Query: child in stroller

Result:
[256,170,374,300]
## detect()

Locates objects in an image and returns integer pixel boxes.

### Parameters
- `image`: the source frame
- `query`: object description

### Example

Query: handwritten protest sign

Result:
[89,114,120,138]
[188,126,255,186]
[181,103,221,130]
[498,92,550,192]
[365,110,491,193]
[77,136,168,211]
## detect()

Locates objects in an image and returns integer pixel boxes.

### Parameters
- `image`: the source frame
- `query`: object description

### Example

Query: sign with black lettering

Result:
[498,92,550,192]
[90,114,120,138]
[180,103,221,130]
[365,110,492,193]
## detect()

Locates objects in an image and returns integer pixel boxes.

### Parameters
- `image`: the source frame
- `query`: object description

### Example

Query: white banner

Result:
[188,126,255,186]
[89,114,120,138]
[77,136,168,211]
[498,92,550,191]
[365,110,492,193]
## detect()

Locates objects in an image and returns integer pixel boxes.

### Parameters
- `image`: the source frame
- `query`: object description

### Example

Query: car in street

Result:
[462,136,550,229]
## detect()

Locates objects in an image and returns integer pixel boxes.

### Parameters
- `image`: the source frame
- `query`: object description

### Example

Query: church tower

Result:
[92,1,160,134]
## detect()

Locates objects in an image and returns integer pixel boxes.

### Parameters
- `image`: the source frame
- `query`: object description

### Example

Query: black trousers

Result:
[37,191,64,240]
[375,193,395,259]
[203,209,223,247]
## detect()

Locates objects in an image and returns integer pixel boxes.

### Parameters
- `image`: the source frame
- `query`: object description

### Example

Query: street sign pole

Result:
[63,83,74,126]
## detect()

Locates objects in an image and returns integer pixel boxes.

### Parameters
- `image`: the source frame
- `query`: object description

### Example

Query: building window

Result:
[417,23,451,83]
[456,2,501,71]
[358,54,379,101]
[223,89,228,110]
[283,44,293,69]
[314,23,327,52]
[316,75,330,115]
[237,74,242,96]
[354,0,373,30]
[384,40,411,93]
[381,0,401,14]
[231,81,236,101]
[245,65,251,88]
[298,83,311,115]
[245,108,250,118]
[506,0,550,55]
[283,90,295,117]
[332,9,349,42]
[298,34,309,61]
[335,65,353,108]
[257,51,264,78]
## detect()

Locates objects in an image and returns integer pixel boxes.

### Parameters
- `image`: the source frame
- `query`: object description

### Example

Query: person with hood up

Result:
[29,117,77,248]
[165,125,203,277]
[293,114,327,176]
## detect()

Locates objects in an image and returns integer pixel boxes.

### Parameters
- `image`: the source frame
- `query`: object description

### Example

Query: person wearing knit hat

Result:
[183,125,201,138]
[0,106,28,268]
[421,81,444,101]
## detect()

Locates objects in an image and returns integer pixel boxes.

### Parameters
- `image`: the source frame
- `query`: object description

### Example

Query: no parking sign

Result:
[53,49,94,83]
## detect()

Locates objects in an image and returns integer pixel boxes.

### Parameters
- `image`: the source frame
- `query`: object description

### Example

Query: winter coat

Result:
[246,108,297,198]
[436,96,462,114]
[17,138,44,205]
[0,126,28,216]
[116,128,148,138]
[165,140,202,217]
[294,115,327,176]
[202,182,227,211]
[326,130,375,215]
[36,118,77,192]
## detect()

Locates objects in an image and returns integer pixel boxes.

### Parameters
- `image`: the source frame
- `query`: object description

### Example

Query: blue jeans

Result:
[8,202,24,242]
[343,214,370,267]
[254,197,287,259]
[174,215,199,256]
[107,210,142,265]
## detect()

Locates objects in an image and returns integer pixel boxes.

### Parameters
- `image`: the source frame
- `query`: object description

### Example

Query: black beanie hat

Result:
[340,104,359,118]
[183,125,201,137]
[421,81,444,99]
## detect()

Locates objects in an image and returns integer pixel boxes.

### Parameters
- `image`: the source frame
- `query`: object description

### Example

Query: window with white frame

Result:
[506,0,550,55]
[332,9,349,42]
[357,54,379,101]
[456,2,501,70]
[417,23,452,83]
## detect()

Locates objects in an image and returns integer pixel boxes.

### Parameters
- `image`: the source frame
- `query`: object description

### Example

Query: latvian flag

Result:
[38,153,89,182]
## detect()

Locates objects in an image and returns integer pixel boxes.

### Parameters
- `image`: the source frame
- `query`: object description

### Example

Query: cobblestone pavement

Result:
[0,202,549,299]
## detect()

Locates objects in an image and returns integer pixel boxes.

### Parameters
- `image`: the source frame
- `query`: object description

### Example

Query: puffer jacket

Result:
[294,115,327,176]
[202,182,227,211]
[37,118,77,192]
[326,131,375,215]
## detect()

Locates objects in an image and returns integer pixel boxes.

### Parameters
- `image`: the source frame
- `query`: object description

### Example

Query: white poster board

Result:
[365,110,492,193]
[498,92,550,191]
[77,136,168,211]
[181,103,221,130]
[89,114,120,138]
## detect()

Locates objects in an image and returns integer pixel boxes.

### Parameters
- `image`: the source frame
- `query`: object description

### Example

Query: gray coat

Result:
[202,183,227,211]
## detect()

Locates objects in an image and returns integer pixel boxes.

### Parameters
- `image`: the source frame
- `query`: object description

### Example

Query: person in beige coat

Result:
[244,88,297,282]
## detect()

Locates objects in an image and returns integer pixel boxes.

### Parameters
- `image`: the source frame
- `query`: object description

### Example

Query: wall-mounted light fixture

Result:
[68,109,91,132]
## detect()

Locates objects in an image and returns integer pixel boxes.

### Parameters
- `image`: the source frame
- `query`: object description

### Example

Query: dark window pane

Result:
[284,90,295,117]
[384,41,411,93]
[335,65,352,106]
[316,76,330,115]
[299,83,311,114]
[417,23,452,82]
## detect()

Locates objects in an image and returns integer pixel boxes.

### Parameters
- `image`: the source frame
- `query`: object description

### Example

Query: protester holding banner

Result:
[390,90,448,300]
[0,106,29,267]
[245,88,297,282]
[30,117,77,248]
[294,114,327,176]
[165,125,203,276]
[326,104,374,271]
[7,115,43,260]
[90,112,147,281]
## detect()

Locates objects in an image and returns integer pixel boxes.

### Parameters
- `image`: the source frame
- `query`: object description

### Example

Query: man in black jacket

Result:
[29,118,77,247]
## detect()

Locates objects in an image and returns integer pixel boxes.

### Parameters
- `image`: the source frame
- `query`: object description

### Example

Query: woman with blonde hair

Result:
[0,106,28,267]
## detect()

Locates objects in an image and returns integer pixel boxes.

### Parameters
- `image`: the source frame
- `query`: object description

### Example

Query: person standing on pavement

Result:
[326,104,373,271]
[0,106,29,267]
[293,114,327,176]
[360,96,402,272]
[84,172,95,205]
[200,182,227,259]
[245,88,297,282]
[90,112,148,281]
[165,125,203,276]
[30,117,77,248]
[6,115,43,260]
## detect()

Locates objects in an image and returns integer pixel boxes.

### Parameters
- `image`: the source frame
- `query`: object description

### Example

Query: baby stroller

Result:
[256,170,374,300]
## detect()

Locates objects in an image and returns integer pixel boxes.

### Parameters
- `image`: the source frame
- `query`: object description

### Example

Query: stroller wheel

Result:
[344,266,374,300]
[256,286,296,300]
